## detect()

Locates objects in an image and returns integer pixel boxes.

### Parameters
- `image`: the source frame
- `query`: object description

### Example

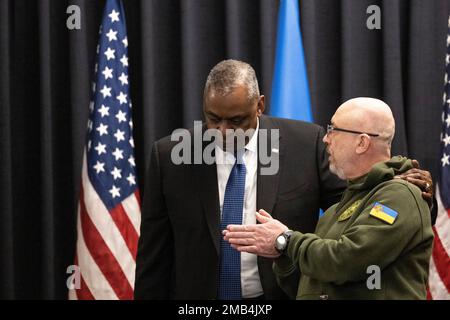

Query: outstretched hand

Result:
[223,209,288,259]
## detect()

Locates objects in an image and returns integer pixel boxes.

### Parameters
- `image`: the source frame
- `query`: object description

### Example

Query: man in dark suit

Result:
[134,60,434,299]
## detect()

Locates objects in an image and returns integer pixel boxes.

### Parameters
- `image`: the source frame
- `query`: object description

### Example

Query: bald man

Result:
[223,97,434,299]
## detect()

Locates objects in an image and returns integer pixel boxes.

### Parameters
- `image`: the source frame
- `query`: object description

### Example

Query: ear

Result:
[355,134,371,154]
[257,95,265,116]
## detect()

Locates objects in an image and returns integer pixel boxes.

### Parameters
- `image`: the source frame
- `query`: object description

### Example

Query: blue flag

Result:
[270,0,322,216]
[270,0,313,122]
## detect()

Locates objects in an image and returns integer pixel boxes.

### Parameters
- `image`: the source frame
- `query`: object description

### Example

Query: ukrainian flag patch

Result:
[369,202,398,225]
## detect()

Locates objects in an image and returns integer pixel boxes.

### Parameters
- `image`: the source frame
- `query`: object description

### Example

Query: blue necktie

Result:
[218,153,246,300]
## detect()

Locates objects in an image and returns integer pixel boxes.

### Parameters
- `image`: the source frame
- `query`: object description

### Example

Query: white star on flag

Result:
[112,147,124,161]
[117,92,127,105]
[102,66,114,80]
[116,110,127,123]
[111,167,122,180]
[114,129,125,142]
[119,73,128,86]
[100,85,112,98]
[109,185,121,198]
[98,105,110,117]
[442,153,450,167]
[120,55,129,67]
[93,161,105,174]
[126,173,136,186]
[128,155,135,167]
[96,123,109,136]
[106,29,118,42]
[109,9,120,23]
[104,47,115,60]
[94,142,107,156]
[443,134,450,147]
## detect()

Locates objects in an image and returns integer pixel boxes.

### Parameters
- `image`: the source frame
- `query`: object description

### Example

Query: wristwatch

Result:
[275,230,294,254]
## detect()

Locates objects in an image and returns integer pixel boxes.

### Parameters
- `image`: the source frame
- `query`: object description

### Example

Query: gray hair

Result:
[204,59,260,101]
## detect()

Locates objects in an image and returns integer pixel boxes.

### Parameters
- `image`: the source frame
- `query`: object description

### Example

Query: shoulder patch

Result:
[369,202,398,225]
[338,200,362,222]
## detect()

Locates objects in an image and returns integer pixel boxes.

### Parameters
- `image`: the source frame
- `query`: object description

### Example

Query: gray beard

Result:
[329,163,347,180]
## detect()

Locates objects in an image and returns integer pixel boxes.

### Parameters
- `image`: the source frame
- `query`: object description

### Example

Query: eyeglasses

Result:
[326,124,379,137]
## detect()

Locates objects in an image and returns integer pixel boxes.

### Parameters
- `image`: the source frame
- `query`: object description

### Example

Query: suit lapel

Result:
[257,115,283,216]
[195,126,221,255]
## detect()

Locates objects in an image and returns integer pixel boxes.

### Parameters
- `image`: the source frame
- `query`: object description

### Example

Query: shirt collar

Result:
[245,117,259,154]
[214,117,259,158]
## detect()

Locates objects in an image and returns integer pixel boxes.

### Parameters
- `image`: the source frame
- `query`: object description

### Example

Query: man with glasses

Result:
[135,60,435,300]
[224,97,434,299]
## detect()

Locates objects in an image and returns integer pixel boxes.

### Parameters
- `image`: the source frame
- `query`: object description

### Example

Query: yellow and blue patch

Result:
[369,202,398,225]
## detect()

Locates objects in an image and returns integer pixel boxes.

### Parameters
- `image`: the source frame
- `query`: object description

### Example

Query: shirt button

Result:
[319,295,329,300]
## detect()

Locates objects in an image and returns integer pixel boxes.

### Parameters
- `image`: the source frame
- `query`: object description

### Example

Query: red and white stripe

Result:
[69,153,141,300]
[428,186,450,300]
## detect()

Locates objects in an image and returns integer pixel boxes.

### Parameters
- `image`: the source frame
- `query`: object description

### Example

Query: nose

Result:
[217,122,232,138]
[323,132,330,144]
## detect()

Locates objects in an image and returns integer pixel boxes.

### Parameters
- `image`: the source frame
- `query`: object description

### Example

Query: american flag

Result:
[69,0,141,300]
[427,16,450,300]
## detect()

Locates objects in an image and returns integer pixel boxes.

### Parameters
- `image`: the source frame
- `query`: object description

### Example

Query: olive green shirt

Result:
[273,156,434,299]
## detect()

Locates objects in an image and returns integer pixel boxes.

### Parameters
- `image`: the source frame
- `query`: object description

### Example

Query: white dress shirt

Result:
[215,118,263,298]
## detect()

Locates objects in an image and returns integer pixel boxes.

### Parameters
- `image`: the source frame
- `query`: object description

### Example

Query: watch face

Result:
[276,235,287,250]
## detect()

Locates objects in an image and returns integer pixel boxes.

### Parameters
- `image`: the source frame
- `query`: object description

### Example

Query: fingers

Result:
[231,244,279,257]
[230,244,258,254]
[422,192,433,207]
[255,209,273,224]
[256,211,271,224]
[227,237,254,246]
[258,209,273,219]
[411,159,420,169]
[225,224,255,232]
[403,172,426,179]
[399,173,433,192]
[422,192,432,201]
[223,231,253,239]
[398,168,431,179]
[404,177,428,190]
[231,244,281,258]
[405,176,434,206]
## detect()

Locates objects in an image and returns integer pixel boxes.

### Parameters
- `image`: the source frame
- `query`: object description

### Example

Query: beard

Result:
[329,157,347,180]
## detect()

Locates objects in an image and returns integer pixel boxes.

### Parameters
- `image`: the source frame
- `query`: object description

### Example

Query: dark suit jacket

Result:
[134,115,346,299]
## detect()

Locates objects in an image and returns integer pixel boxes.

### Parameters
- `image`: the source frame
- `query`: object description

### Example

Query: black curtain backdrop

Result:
[0,0,448,299]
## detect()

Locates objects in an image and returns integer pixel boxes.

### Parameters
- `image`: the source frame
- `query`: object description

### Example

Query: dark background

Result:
[0,0,448,299]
